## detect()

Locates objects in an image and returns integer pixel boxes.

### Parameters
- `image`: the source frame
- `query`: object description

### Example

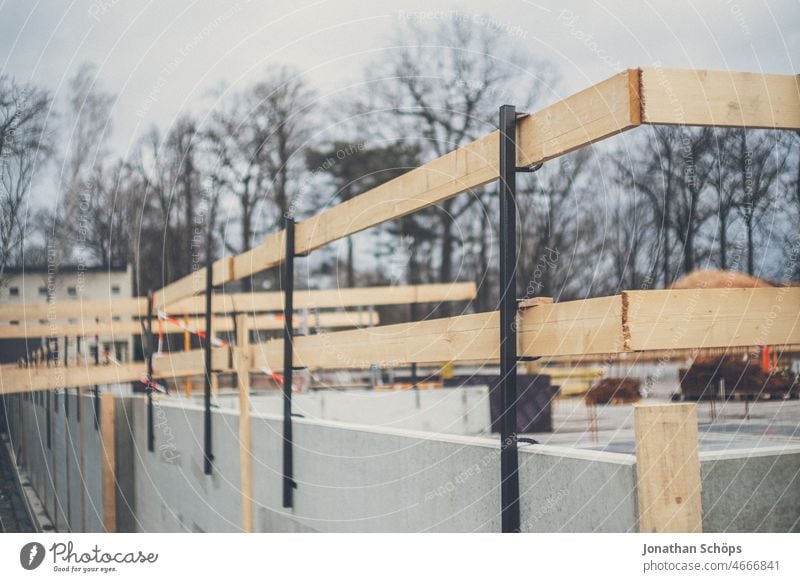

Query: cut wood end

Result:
[517,297,554,310]
[628,68,643,126]
[621,291,632,351]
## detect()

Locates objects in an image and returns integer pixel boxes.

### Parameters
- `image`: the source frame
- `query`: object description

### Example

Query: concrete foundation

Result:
[213,386,492,436]
[2,387,798,533]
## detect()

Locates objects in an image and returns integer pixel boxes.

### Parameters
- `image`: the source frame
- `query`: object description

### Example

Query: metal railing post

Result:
[498,104,521,533]
[282,216,297,507]
[146,292,154,450]
[203,245,214,475]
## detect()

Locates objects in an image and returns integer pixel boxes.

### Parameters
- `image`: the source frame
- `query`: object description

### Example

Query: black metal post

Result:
[93,324,100,430]
[282,216,296,508]
[146,293,154,451]
[410,302,420,408]
[63,336,69,418]
[68,336,80,423]
[498,104,521,533]
[203,245,214,475]
[46,390,51,449]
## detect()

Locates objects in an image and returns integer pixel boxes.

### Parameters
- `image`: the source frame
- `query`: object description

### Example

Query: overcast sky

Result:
[2,0,798,157]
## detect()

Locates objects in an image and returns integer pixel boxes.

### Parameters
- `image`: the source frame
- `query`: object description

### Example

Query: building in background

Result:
[0,263,134,365]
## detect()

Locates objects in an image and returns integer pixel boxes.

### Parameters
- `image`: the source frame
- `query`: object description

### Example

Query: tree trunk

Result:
[184,177,194,277]
[347,237,355,288]
[477,217,490,312]
[719,212,728,270]
[662,223,670,287]
[439,217,453,316]
[746,216,755,275]
[241,202,252,292]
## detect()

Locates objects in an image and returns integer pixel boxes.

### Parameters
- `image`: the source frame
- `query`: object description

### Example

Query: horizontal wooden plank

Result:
[170,282,476,313]
[516,69,640,167]
[157,71,641,306]
[251,288,798,370]
[7,289,796,390]
[2,282,475,321]
[0,348,227,394]
[640,68,800,129]
[0,363,145,394]
[250,312,500,370]
[0,310,380,339]
[622,287,800,351]
[518,295,625,357]
[152,348,230,378]
[0,297,146,321]
[149,68,799,309]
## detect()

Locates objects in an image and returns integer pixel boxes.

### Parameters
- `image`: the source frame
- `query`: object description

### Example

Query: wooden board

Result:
[1,282,475,321]
[235,323,253,532]
[155,71,642,307]
[251,312,501,371]
[0,310,380,339]
[640,68,800,129]
[100,392,117,533]
[152,348,230,377]
[623,288,800,351]
[634,403,702,533]
[251,288,799,370]
[518,295,625,357]
[153,67,800,309]
[516,69,640,167]
[6,289,797,390]
[0,297,146,321]
[0,348,228,394]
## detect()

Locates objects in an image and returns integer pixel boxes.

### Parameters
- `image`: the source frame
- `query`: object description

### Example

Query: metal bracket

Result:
[516,162,543,173]
[515,298,550,363]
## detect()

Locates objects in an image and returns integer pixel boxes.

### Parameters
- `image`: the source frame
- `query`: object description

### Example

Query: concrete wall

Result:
[214,386,492,436]
[3,391,134,532]
[130,398,636,532]
[700,446,800,533]
[5,392,799,533]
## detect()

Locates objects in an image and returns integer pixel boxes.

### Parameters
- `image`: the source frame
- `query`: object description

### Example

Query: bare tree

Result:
[732,129,791,275]
[707,129,743,270]
[206,66,316,266]
[46,64,116,266]
[517,150,598,300]
[616,126,717,285]
[306,141,420,287]
[786,132,800,280]
[0,75,53,282]
[353,14,557,310]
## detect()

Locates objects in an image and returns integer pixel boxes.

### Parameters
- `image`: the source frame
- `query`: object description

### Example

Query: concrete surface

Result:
[3,380,799,533]
[129,397,636,532]
[213,386,492,436]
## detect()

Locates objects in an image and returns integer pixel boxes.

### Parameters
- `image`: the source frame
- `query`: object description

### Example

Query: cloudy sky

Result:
[2,0,798,156]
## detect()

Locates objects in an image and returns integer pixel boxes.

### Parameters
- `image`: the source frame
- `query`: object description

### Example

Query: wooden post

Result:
[634,403,702,533]
[235,321,253,532]
[100,392,117,533]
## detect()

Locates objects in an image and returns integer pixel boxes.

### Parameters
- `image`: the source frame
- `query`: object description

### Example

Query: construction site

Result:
[1,66,799,536]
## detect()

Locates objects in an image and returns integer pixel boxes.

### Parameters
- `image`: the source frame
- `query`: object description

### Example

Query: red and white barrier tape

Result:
[141,377,167,394]
[157,310,228,347]
[261,367,302,392]
[262,367,284,384]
